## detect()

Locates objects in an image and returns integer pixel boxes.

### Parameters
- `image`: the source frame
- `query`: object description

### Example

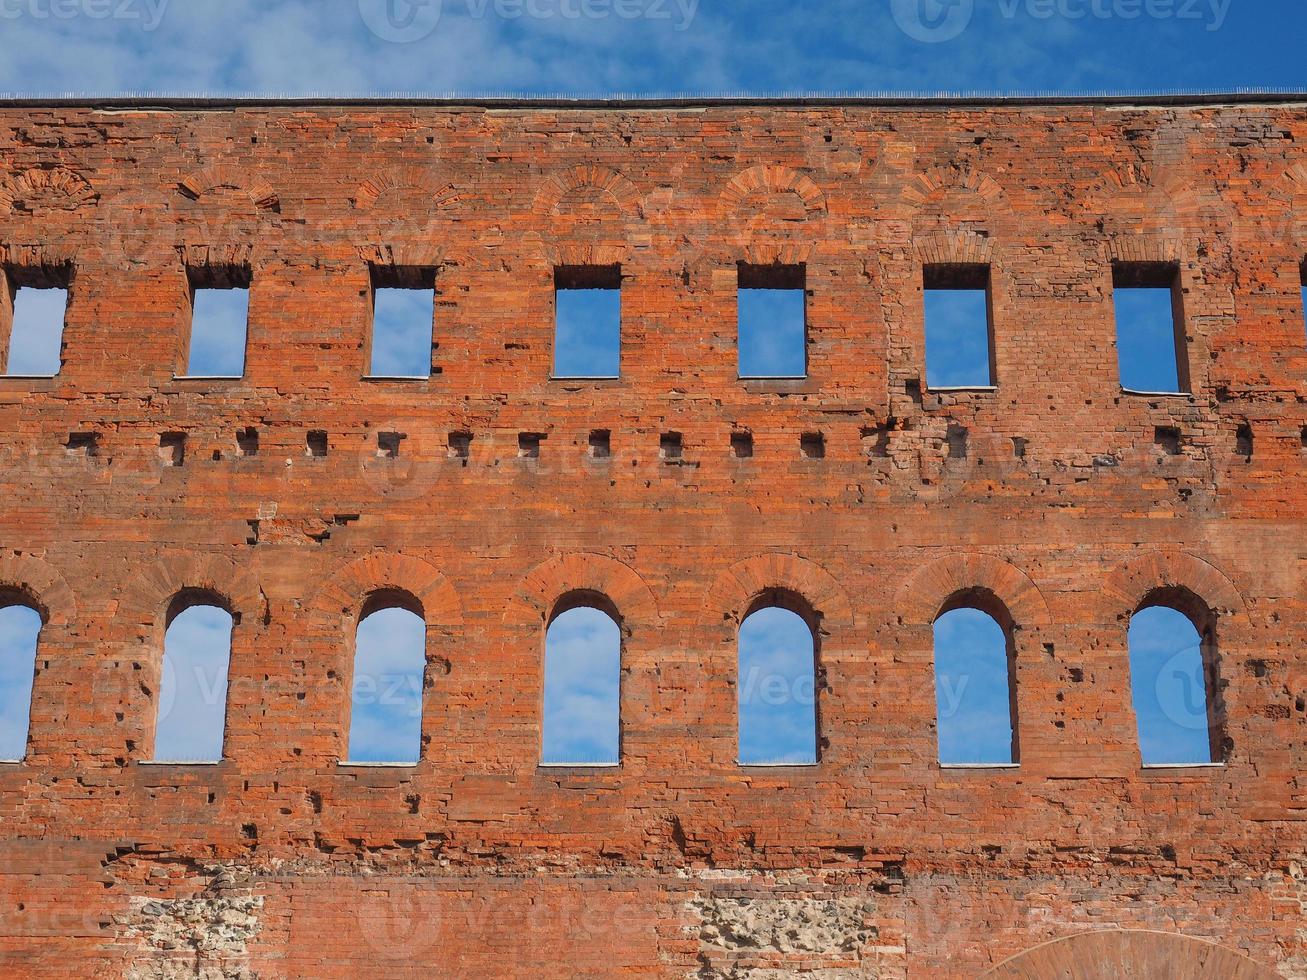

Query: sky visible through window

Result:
[1115,287,1181,393]
[187,289,249,377]
[0,605,41,760]
[934,608,1014,765]
[371,288,433,377]
[924,289,991,388]
[154,604,233,763]
[348,606,426,764]
[554,288,620,378]
[7,288,67,376]
[542,607,621,765]
[738,607,816,766]
[738,289,805,378]
[1128,605,1213,765]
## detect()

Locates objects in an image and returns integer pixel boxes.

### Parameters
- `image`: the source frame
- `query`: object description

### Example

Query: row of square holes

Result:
[63,428,828,463]
[4,260,1273,394]
[63,422,1300,466]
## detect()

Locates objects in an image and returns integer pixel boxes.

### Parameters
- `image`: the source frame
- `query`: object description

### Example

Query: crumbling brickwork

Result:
[0,96,1302,978]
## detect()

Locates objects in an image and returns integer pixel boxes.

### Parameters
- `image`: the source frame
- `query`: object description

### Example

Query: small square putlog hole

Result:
[731,430,754,459]
[518,432,544,458]
[660,431,683,462]
[377,431,405,458]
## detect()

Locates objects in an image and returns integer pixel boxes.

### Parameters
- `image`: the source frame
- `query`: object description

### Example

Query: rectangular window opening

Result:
[369,265,436,379]
[185,266,250,378]
[738,262,806,380]
[1300,258,1306,340]
[5,265,70,377]
[923,263,994,390]
[1113,261,1189,395]
[554,265,621,380]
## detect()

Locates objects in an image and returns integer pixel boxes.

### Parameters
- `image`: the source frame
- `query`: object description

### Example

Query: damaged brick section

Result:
[689,894,877,977]
[118,892,263,980]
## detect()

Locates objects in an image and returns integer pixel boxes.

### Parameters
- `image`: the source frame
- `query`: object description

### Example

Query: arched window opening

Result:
[542,596,621,766]
[154,593,234,763]
[1128,589,1221,765]
[0,597,43,761]
[933,592,1018,765]
[347,591,426,765]
[738,596,818,766]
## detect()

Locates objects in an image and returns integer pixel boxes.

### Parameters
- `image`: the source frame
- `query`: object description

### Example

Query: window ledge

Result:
[138,759,222,766]
[538,762,620,769]
[1120,387,1191,398]
[172,375,244,381]
[0,374,58,381]
[549,375,622,383]
[361,375,432,382]
[940,762,1020,770]
[738,375,808,382]
[338,760,420,768]
[738,761,820,769]
[0,759,24,765]
[928,385,998,393]
[1141,762,1225,770]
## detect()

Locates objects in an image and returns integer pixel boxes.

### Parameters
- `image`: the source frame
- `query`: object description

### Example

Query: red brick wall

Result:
[0,99,1301,978]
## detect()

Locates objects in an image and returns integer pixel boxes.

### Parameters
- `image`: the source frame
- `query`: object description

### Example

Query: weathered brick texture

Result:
[0,97,1302,978]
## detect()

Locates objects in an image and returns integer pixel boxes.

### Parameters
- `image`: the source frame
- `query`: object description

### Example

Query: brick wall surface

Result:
[0,99,1301,978]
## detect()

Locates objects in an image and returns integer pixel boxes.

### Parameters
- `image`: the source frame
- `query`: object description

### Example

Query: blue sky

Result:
[0,0,1298,95]
[371,287,435,377]
[554,288,621,378]
[924,289,991,388]
[186,288,249,378]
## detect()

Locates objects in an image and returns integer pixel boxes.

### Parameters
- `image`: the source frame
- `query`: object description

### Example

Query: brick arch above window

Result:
[532,165,641,217]
[176,166,279,212]
[896,552,1050,628]
[708,553,852,631]
[0,167,98,215]
[118,552,266,633]
[900,164,1009,215]
[505,553,658,630]
[981,929,1278,979]
[351,173,461,212]
[0,554,76,627]
[719,164,827,218]
[310,552,463,631]
[1100,551,1246,623]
